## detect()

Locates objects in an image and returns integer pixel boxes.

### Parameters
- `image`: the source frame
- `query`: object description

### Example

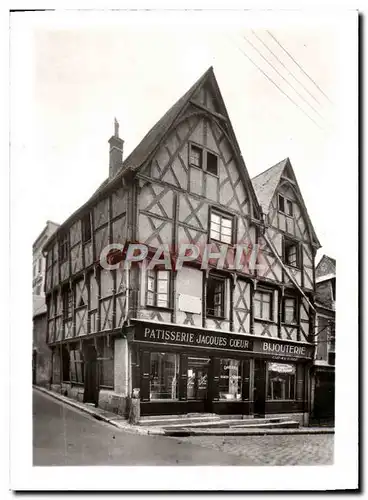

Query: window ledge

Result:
[145,305,173,312]
[281,322,298,327]
[254,318,276,324]
[205,170,219,179]
[206,314,227,321]
[284,263,301,271]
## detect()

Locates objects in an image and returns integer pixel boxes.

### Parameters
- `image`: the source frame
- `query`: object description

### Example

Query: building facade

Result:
[311,255,336,424]
[33,221,60,387]
[44,68,321,422]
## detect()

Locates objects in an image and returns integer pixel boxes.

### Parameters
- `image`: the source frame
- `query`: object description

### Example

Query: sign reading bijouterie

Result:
[132,322,314,359]
[253,340,314,360]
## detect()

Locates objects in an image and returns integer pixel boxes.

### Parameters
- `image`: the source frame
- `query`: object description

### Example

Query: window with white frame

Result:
[254,290,272,321]
[147,269,171,308]
[210,210,233,244]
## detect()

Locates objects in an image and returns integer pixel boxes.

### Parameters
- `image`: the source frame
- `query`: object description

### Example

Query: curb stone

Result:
[33,386,152,436]
[34,386,334,437]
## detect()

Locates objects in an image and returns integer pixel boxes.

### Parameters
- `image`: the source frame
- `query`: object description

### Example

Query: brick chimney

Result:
[108,118,124,179]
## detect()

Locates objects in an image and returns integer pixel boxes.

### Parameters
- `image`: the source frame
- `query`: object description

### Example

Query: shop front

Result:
[127,320,314,417]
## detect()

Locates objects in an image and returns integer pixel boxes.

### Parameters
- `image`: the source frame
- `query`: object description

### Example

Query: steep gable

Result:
[316,254,336,278]
[127,66,261,220]
[252,157,321,248]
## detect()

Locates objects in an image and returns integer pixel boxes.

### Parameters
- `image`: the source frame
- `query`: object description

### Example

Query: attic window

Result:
[278,195,293,216]
[206,152,218,176]
[278,195,285,213]
[286,199,293,216]
[189,145,203,168]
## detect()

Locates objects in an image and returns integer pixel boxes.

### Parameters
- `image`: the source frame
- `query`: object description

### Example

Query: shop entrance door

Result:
[253,359,266,417]
[83,344,99,406]
[187,357,210,411]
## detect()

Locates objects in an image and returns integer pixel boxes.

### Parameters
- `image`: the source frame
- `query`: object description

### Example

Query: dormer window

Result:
[278,195,293,216]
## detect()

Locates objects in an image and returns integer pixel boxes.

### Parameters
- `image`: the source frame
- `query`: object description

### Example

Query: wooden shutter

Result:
[140,351,150,402]
[179,353,188,401]
[211,357,220,402]
[242,358,251,401]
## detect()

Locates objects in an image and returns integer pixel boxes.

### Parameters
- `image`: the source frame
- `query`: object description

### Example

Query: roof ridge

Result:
[251,158,289,181]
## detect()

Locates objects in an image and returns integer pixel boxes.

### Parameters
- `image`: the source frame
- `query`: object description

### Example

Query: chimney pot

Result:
[109,118,124,179]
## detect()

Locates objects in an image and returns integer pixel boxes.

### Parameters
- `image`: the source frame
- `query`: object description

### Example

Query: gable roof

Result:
[251,159,288,214]
[45,67,262,249]
[316,254,336,278]
[111,67,213,180]
[251,157,321,248]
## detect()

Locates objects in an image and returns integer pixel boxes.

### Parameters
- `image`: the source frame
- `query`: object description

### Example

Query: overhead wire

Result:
[251,30,324,108]
[266,30,334,105]
[243,33,326,123]
[225,34,325,131]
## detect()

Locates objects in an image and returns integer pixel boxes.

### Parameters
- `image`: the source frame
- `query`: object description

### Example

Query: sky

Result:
[10,10,356,262]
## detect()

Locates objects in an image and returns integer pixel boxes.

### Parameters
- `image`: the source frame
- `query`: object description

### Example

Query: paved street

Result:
[33,389,333,466]
[173,434,334,466]
[33,389,247,466]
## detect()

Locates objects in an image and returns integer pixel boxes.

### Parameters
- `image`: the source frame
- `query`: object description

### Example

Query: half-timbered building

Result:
[44,67,320,422]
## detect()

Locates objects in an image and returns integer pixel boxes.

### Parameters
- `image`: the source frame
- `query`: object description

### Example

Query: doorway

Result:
[187,357,210,403]
[253,358,266,417]
[83,344,99,406]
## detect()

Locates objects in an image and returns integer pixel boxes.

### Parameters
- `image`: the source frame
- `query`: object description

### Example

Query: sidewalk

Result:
[34,386,334,437]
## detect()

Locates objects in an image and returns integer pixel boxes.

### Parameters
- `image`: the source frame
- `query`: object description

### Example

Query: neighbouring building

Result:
[43,67,321,423]
[33,221,59,386]
[310,255,336,424]
[33,296,50,386]
[33,221,60,296]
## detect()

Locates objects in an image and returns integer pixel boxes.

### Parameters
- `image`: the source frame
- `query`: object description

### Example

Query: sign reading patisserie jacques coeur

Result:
[132,322,314,359]
[134,323,253,352]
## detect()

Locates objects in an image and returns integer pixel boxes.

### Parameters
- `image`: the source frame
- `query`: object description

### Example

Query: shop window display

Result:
[150,352,179,400]
[219,358,242,400]
[267,362,296,400]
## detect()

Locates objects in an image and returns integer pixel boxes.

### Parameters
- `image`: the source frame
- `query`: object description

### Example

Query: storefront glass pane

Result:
[267,362,296,400]
[219,359,242,400]
[150,352,179,400]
